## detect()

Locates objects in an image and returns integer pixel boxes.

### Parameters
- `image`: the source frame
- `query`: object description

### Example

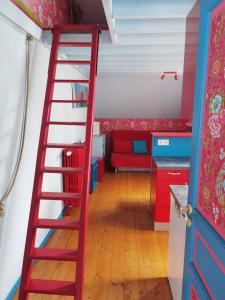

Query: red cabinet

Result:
[151,161,189,230]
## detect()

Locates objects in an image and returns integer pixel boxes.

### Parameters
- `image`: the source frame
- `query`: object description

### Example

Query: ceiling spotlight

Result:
[160,71,178,80]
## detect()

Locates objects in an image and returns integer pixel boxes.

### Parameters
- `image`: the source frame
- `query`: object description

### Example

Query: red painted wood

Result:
[157,169,189,181]
[51,100,88,104]
[56,60,91,65]
[58,42,93,47]
[39,192,81,200]
[44,142,85,149]
[18,25,99,300]
[152,168,189,222]
[54,79,89,83]
[75,27,99,300]
[34,219,80,230]
[18,28,62,300]
[48,121,87,126]
[25,279,76,296]
[41,166,83,174]
[155,206,170,222]
[30,248,78,261]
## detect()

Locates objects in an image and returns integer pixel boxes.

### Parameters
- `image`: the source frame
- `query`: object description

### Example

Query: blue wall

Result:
[152,137,192,157]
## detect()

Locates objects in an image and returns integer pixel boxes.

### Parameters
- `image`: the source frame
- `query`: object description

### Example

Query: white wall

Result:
[95,73,183,118]
[0,0,41,39]
[0,16,87,299]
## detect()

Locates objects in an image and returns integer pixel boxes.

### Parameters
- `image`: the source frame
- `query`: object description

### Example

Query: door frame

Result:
[182,0,223,299]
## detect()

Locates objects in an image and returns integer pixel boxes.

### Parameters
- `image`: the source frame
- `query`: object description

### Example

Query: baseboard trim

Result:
[5,208,65,300]
[154,222,169,231]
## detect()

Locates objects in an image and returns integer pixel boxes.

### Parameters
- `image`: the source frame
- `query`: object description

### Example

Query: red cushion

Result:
[111,153,151,168]
[113,140,132,153]
[112,130,151,153]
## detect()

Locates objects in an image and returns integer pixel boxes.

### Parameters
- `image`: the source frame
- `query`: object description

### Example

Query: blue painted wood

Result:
[182,1,224,299]
[152,137,191,157]
[189,264,210,300]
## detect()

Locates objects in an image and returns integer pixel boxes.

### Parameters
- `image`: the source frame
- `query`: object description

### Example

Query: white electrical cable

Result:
[0,34,33,216]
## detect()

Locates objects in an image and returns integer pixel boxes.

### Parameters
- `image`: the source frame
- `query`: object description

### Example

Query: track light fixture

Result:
[160,71,178,80]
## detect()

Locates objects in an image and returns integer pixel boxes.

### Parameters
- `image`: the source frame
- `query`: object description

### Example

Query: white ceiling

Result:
[63,0,199,75]
[99,0,199,74]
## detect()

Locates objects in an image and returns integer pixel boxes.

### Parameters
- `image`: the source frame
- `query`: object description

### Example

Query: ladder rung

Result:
[54,79,89,84]
[56,60,91,65]
[48,121,87,126]
[58,42,93,47]
[30,248,78,261]
[34,219,80,230]
[44,142,85,149]
[25,279,76,296]
[51,100,88,104]
[39,192,81,201]
[41,167,83,174]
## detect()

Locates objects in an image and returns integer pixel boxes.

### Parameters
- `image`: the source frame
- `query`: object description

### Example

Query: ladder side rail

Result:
[18,28,61,300]
[75,27,99,300]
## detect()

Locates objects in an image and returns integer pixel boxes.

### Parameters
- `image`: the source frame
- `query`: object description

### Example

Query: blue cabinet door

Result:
[182,1,225,299]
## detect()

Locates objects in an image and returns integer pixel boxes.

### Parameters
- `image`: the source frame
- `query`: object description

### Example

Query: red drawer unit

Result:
[155,206,171,222]
[150,159,189,230]
[157,169,189,181]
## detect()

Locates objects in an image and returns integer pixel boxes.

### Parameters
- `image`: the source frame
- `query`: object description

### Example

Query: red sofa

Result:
[110,130,151,170]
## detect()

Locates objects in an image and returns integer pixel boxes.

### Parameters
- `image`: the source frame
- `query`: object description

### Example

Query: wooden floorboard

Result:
[13,172,172,300]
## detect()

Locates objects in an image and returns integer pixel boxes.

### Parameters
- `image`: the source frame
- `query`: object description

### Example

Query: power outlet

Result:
[158,139,170,146]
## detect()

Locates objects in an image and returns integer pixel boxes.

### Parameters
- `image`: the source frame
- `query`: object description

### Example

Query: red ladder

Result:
[18,25,99,300]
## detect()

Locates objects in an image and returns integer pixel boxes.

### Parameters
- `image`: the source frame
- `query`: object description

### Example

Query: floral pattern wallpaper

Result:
[11,0,71,28]
[198,4,225,239]
[95,118,189,164]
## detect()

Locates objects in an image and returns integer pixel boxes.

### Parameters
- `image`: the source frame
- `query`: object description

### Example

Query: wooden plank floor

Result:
[13,172,172,300]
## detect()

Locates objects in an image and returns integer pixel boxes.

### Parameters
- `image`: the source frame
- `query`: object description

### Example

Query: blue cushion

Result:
[132,140,147,154]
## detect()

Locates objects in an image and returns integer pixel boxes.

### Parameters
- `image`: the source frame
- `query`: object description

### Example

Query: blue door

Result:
[182,0,225,299]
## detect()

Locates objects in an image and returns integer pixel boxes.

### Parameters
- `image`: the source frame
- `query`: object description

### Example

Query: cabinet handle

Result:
[168,172,181,175]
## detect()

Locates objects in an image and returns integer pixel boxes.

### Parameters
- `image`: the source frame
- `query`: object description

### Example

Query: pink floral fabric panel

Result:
[198,3,225,239]
[11,0,71,27]
[96,118,189,133]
